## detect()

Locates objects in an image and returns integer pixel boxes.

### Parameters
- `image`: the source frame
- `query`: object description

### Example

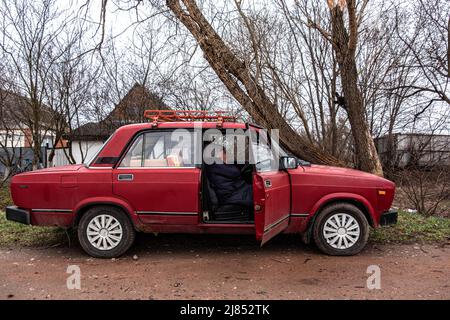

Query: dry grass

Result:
[370,210,450,244]
[0,184,67,247]
[0,211,67,247]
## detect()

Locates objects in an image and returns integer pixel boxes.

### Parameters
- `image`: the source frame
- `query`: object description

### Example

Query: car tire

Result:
[78,206,135,258]
[313,203,369,256]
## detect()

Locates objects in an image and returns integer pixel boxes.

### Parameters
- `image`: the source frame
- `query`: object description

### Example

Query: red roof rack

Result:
[143,109,237,127]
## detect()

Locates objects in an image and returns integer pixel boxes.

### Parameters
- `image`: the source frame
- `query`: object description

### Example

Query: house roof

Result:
[0,89,59,130]
[375,133,450,140]
[68,122,113,141]
[70,84,166,141]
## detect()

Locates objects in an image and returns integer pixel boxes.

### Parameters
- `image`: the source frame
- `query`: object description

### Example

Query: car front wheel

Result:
[78,206,135,258]
[313,203,369,256]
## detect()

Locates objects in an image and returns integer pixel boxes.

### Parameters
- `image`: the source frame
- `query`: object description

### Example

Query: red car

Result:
[6,110,397,258]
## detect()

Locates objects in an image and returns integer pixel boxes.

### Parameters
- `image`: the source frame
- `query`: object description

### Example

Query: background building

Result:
[61,83,166,165]
[375,133,450,168]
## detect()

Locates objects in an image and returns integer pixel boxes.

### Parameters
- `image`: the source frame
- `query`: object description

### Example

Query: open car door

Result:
[251,131,291,245]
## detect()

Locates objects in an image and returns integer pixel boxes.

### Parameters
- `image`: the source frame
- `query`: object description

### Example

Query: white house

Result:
[0,89,61,176]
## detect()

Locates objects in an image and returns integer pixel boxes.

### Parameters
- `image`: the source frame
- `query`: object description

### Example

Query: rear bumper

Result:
[6,206,31,225]
[380,209,398,226]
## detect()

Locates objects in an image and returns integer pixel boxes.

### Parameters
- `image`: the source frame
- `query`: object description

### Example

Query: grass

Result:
[0,185,67,247]
[370,210,450,244]
[0,184,12,212]
[0,211,67,247]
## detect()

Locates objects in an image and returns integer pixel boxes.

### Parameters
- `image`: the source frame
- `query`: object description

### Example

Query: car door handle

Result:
[118,174,134,181]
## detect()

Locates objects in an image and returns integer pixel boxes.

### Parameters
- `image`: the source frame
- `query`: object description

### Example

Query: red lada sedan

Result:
[6,110,397,258]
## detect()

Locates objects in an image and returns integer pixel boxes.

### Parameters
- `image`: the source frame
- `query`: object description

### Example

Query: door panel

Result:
[113,129,200,225]
[113,168,201,224]
[254,171,291,245]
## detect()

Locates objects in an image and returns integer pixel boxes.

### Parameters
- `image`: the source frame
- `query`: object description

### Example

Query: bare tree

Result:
[300,0,382,175]
[0,75,23,181]
[163,0,343,166]
[392,0,449,108]
[274,0,349,159]
[396,132,450,216]
[0,0,72,169]
[45,31,103,165]
[30,0,446,178]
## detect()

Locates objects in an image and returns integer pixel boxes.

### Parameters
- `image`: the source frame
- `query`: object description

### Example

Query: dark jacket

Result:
[205,164,253,207]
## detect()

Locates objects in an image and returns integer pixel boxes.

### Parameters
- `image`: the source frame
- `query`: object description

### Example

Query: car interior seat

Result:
[202,174,253,222]
[166,154,184,167]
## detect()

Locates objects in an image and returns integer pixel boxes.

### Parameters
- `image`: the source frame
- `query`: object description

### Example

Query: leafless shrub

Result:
[395,168,449,217]
[390,134,450,217]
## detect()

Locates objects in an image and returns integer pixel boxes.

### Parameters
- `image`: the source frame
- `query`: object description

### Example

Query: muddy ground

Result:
[1,234,449,300]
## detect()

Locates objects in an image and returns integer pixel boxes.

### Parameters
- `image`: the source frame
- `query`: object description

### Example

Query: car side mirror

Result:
[279,156,298,170]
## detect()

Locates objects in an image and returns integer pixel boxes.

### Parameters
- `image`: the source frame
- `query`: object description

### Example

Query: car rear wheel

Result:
[78,206,135,258]
[313,203,369,256]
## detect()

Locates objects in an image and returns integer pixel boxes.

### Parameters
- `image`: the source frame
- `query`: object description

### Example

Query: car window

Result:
[119,135,144,167]
[144,133,165,161]
[250,129,286,172]
[253,143,277,171]
[119,130,194,168]
[87,132,116,166]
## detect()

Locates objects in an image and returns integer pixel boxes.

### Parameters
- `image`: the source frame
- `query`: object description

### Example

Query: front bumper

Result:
[379,209,398,226]
[6,206,31,225]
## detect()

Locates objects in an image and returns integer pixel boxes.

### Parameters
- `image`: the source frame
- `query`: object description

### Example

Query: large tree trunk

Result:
[166,0,343,166]
[329,1,383,176]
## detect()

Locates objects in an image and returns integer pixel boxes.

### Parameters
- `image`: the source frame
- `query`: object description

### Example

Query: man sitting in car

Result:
[205,146,253,209]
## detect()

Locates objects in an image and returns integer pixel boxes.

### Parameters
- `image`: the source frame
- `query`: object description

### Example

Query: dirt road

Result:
[1,234,449,300]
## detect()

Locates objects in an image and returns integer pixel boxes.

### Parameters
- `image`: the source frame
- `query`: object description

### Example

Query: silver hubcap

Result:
[87,214,123,251]
[323,213,360,250]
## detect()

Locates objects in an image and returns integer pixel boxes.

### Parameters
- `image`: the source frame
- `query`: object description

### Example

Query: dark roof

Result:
[70,84,166,141]
[68,122,113,141]
[375,133,450,140]
[105,83,166,124]
[0,89,59,130]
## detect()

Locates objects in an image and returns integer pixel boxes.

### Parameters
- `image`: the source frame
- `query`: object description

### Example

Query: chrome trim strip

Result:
[291,213,309,217]
[264,214,290,233]
[87,166,113,169]
[32,209,72,213]
[136,211,198,216]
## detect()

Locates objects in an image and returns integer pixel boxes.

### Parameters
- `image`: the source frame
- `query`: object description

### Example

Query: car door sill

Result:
[202,220,254,225]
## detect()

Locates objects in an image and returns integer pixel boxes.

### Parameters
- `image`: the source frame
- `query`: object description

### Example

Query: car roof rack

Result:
[143,109,237,127]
